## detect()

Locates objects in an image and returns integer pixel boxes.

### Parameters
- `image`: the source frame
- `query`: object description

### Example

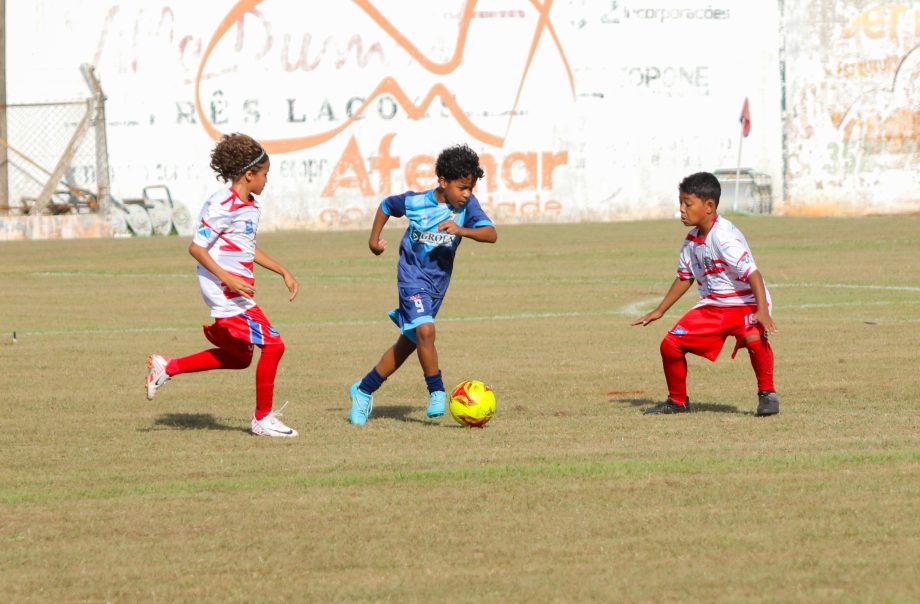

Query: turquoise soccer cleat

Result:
[426,390,446,418]
[348,382,374,426]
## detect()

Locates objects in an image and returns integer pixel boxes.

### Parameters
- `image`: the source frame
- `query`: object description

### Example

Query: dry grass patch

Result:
[1,217,918,602]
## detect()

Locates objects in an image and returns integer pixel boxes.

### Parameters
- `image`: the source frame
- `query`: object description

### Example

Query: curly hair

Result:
[435,144,485,182]
[209,133,268,182]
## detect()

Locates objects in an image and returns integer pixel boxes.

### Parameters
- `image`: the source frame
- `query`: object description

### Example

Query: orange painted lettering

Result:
[322,136,373,197]
[371,133,400,194]
[405,155,436,191]
[478,154,499,192]
[502,152,537,191]
[195,0,575,151]
[541,151,568,189]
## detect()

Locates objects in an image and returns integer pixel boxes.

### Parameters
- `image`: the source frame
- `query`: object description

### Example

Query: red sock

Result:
[660,337,689,404]
[254,341,285,420]
[166,347,252,376]
[746,338,775,392]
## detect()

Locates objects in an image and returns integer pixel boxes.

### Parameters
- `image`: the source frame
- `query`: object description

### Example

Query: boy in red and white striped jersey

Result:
[632,172,780,416]
[145,133,301,437]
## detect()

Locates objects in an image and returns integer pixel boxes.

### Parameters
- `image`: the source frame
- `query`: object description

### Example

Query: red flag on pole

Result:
[740,97,751,137]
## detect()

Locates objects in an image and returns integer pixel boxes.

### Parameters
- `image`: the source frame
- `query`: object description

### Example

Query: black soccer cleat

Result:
[756,391,780,416]
[643,399,691,415]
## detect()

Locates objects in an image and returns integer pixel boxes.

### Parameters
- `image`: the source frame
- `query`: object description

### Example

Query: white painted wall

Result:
[8,1,788,229]
[783,0,920,215]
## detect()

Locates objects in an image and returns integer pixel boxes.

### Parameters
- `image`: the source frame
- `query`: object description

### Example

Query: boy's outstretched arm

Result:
[368,206,389,255]
[748,270,777,334]
[254,247,299,301]
[437,221,497,243]
[631,278,693,326]
[189,243,255,298]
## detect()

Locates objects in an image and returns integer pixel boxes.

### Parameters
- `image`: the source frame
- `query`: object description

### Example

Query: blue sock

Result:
[425,371,444,394]
[359,368,386,394]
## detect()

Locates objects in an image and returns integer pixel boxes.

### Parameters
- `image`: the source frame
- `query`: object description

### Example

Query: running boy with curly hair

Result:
[146,133,301,437]
[347,144,497,425]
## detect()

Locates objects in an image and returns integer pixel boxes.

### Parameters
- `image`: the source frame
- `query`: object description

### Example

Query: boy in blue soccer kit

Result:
[348,144,497,425]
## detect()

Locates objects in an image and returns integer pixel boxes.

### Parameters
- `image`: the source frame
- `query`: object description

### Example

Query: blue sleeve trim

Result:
[382,191,411,218]
[472,219,493,228]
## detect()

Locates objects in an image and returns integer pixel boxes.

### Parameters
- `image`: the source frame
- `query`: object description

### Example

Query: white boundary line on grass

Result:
[7,280,918,337]
[14,298,920,337]
[770,282,920,293]
[26,272,920,292]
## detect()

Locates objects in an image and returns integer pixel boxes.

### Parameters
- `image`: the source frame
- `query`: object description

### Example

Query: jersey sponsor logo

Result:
[197,222,212,238]
[245,219,254,235]
[409,227,456,247]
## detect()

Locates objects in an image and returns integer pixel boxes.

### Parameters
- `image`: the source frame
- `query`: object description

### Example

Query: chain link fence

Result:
[1,65,110,218]
[0,65,193,239]
[2,100,100,214]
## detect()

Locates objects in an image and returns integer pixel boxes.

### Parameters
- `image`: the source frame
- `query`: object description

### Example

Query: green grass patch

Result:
[1,216,918,602]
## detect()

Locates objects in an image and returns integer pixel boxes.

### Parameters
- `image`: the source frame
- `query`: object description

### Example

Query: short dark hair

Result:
[435,144,485,182]
[679,172,721,207]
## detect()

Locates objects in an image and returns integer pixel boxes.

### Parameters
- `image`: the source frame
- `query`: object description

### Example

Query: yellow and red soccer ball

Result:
[449,380,496,427]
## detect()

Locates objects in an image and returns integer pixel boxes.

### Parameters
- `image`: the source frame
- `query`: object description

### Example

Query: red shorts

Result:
[664,305,765,362]
[203,305,283,350]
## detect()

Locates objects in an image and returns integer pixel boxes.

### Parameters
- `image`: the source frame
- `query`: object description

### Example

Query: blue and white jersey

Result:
[382,189,493,297]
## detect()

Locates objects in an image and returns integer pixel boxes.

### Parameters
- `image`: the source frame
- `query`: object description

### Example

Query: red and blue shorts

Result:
[203,305,282,351]
[664,304,766,361]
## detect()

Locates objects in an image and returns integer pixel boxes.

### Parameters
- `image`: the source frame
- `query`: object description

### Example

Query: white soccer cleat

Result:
[146,354,171,400]
[251,407,298,438]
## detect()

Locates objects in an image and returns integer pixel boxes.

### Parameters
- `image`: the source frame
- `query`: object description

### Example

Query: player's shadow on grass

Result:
[143,413,249,433]
[611,397,747,415]
[365,404,454,426]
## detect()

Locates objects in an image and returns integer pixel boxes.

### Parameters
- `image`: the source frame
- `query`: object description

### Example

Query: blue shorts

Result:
[390,288,444,343]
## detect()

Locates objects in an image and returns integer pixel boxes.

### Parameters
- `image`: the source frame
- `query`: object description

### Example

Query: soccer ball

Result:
[449,380,496,427]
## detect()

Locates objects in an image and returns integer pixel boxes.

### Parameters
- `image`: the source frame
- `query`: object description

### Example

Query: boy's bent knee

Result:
[226,347,254,369]
[415,323,436,343]
[260,340,285,358]
[660,336,684,359]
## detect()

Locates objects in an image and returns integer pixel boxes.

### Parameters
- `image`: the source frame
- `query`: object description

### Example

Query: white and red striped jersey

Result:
[192,187,260,318]
[676,215,771,309]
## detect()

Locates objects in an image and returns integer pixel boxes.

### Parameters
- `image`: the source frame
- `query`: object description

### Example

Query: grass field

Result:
[1,216,918,602]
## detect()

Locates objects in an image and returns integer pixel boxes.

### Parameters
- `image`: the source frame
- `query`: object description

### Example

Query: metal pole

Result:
[733,124,744,213]
[80,64,111,213]
[0,0,8,208]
